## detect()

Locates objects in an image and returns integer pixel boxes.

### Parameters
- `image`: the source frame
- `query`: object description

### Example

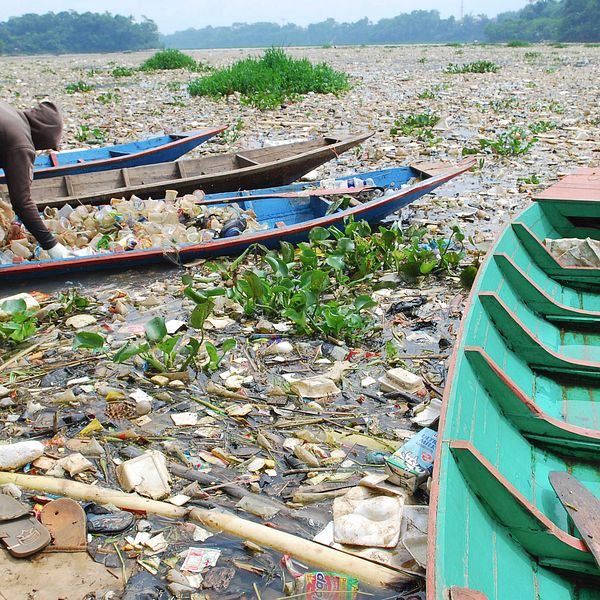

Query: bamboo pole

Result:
[0,472,409,590]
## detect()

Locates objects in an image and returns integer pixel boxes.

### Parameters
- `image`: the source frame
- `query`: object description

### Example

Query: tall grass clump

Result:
[506,40,531,47]
[445,60,500,74]
[140,49,205,72]
[188,47,350,110]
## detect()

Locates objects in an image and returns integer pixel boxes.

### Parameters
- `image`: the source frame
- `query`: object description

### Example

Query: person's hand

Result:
[47,242,74,259]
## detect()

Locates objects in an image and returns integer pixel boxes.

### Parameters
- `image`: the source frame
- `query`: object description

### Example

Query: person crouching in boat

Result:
[0,101,73,259]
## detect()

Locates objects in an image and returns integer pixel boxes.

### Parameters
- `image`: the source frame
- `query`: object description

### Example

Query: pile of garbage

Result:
[0,273,451,598]
[0,192,266,264]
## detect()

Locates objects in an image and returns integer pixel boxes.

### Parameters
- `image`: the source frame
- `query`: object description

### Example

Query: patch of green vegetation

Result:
[584,43,600,48]
[507,40,531,47]
[112,66,136,77]
[445,60,500,74]
[518,174,541,185]
[221,119,244,144]
[140,49,209,72]
[417,87,441,100]
[551,42,567,48]
[74,124,105,144]
[188,47,350,110]
[221,220,473,343]
[65,81,95,93]
[0,299,38,344]
[390,111,440,143]
[97,92,120,105]
[529,120,557,134]
[524,51,542,60]
[445,42,462,47]
[489,96,518,112]
[463,126,537,157]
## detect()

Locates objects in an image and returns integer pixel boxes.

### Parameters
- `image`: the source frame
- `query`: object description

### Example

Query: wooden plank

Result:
[176,161,188,179]
[235,154,260,167]
[450,587,489,600]
[64,176,75,197]
[121,168,130,187]
[410,160,455,178]
[549,471,600,567]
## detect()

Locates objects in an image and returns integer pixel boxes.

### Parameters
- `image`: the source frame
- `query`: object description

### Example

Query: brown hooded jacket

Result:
[0,101,63,250]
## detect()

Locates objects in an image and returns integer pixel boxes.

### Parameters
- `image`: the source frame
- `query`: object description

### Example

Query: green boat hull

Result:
[429,168,600,600]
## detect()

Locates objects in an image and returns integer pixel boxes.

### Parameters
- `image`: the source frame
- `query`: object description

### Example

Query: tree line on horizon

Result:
[0,1,598,56]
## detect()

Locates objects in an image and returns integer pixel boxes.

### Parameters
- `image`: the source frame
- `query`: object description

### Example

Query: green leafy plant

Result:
[57,289,90,314]
[445,61,500,74]
[524,51,542,60]
[188,47,350,110]
[140,49,207,72]
[529,120,557,134]
[518,174,541,185]
[65,81,95,93]
[0,299,38,344]
[463,126,537,157]
[221,118,244,145]
[506,40,531,47]
[74,124,105,144]
[390,111,440,145]
[112,66,136,77]
[97,92,120,105]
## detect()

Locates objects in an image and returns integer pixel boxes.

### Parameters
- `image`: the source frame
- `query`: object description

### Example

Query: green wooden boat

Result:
[429,168,600,600]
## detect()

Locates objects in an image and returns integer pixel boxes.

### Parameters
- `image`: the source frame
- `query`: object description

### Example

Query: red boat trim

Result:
[0,159,476,277]
[32,126,227,178]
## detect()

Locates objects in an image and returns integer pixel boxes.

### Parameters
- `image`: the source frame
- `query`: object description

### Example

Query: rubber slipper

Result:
[86,504,135,534]
[0,494,51,557]
[40,498,87,552]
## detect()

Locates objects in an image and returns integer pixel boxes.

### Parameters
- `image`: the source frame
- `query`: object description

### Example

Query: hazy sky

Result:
[5,1,530,34]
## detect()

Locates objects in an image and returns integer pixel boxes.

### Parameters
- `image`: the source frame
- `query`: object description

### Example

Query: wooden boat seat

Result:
[449,441,598,575]
[108,150,131,158]
[49,152,59,167]
[493,253,600,325]
[511,222,600,289]
[479,292,600,377]
[235,154,259,167]
[465,347,600,456]
[169,133,190,140]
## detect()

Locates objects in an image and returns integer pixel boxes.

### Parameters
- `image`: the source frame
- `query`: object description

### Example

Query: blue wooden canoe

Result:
[0,158,474,281]
[429,168,600,600]
[0,126,227,183]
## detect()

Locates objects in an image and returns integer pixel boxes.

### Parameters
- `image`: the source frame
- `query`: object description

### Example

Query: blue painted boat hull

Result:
[0,160,474,282]
[0,127,226,183]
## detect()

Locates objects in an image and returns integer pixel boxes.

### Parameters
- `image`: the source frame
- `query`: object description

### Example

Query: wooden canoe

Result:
[1,133,372,210]
[429,167,600,600]
[0,126,227,182]
[0,158,474,280]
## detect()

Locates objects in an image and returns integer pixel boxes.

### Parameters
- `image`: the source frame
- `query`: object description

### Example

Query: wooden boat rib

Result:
[0,158,474,280]
[0,127,227,183]
[429,167,600,600]
[2,134,373,210]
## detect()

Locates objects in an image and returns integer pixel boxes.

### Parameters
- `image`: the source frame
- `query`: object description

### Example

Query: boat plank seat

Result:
[494,253,600,325]
[169,133,190,140]
[235,154,260,168]
[449,441,597,573]
[63,176,75,197]
[465,347,600,455]
[479,292,600,376]
[323,137,340,144]
[410,160,455,178]
[49,152,59,167]
[512,222,600,288]
[108,150,131,158]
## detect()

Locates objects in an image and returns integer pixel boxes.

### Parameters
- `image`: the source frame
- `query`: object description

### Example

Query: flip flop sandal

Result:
[0,494,51,558]
[40,498,87,552]
[86,509,135,534]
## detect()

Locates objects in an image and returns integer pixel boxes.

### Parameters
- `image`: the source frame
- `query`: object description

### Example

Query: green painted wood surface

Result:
[431,192,600,600]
